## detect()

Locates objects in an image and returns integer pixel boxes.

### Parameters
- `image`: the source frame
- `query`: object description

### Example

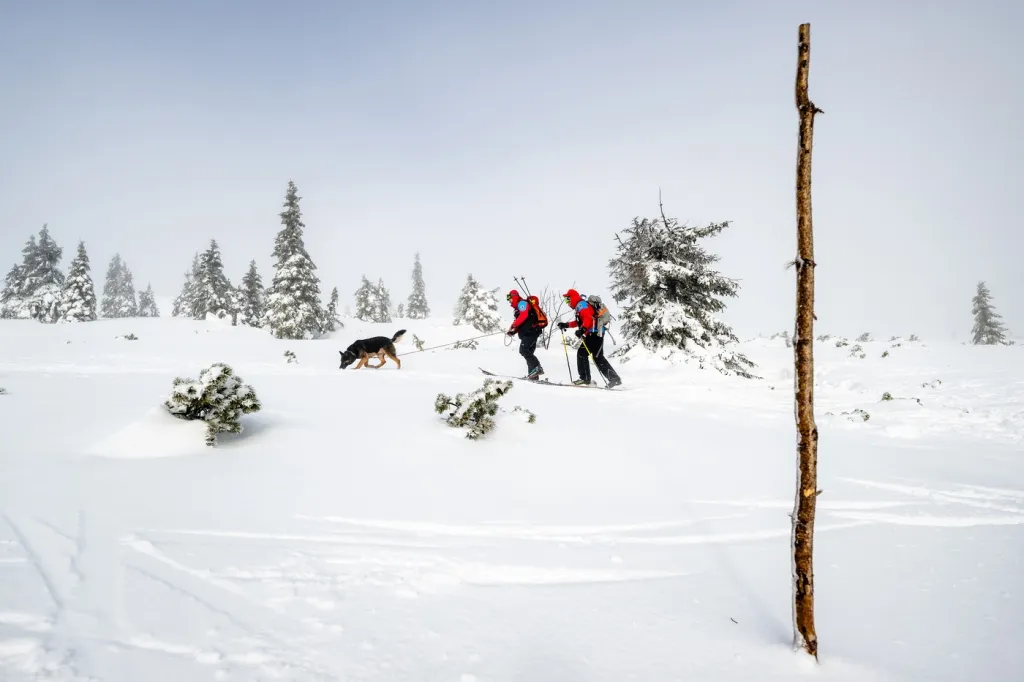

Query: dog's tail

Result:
[392,329,407,343]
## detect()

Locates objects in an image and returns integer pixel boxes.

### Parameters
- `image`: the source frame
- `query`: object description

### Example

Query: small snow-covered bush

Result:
[284,349,297,364]
[164,362,262,446]
[560,332,582,350]
[449,338,479,351]
[856,332,872,342]
[412,334,425,351]
[511,405,536,423]
[825,408,870,422]
[880,391,922,406]
[116,333,138,341]
[434,378,533,440]
[848,344,866,359]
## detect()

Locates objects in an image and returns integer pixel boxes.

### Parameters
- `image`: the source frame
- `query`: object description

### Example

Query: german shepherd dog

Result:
[339,329,406,370]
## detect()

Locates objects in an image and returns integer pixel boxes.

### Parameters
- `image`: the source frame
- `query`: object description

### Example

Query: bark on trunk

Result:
[792,21,823,661]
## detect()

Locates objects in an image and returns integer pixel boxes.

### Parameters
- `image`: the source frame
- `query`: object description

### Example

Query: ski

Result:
[479,368,624,390]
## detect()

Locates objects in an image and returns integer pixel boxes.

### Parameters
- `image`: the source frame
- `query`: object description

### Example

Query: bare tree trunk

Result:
[792,21,823,661]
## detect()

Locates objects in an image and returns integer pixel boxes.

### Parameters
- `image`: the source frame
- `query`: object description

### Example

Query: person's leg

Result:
[575,340,591,383]
[519,332,542,377]
[589,335,622,386]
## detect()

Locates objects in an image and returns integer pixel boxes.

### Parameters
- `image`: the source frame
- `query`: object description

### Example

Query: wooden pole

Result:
[792,21,823,661]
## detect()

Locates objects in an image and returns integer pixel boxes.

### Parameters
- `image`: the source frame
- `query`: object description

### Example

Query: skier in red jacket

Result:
[556,288,622,387]
[506,289,544,380]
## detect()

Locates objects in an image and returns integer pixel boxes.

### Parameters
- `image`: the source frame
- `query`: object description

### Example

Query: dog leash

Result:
[397,331,505,356]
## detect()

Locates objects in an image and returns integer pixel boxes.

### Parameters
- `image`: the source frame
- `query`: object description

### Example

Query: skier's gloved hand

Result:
[557,322,568,331]
[575,328,583,338]
[506,328,516,336]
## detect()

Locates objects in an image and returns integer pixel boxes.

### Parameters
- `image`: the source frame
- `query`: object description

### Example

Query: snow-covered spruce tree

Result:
[354,276,374,321]
[100,254,123,318]
[238,260,266,327]
[608,209,756,378]
[971,280,1011,345]
[374,278,392,323]
[406,252,430,319]
[2,234,40,318]
[118,260,139,317]
[4,235,38,319]
[164,362,262,447]
[227,286,244,326]
[434,378,534,440]
[171,253,200,317]
[100,254,139,318]
[322,286,342,331]
[58,240,98,323]
[193,239,234,320]
[265,180,325,339]
[453,274,503,332]
[1,226,65,322]
[395,302,405,318]
[23,225,65,323]
[137,283,160,317]
[0,263,24,319]
[354,276,392,323]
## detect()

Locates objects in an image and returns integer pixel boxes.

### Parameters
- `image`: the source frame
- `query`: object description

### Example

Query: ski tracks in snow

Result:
[0,511,106,681]
[1,482,1022,680]
[0,507,859,680]
[693,479,1024,528]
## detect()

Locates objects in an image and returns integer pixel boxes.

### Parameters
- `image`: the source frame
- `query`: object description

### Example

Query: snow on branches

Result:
[434,378,534,440]
[164,362,262,447]
[405,252,430,319]
[1,225,66,322]
[453,274,502,333]
[100,254,138,319]
[608,206,756,378]
[355,276,392,323]
[266,180,326,339]
[58,241,98,323]
[971,281,1012,345]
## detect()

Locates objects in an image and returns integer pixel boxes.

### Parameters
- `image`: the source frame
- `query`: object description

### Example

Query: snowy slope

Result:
[0,316,1022,682]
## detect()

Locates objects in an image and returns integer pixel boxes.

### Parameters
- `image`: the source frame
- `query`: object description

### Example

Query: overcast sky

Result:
[1,0,1021,340]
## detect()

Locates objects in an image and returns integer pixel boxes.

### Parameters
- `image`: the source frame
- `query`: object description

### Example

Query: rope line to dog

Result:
[397,331,506,356]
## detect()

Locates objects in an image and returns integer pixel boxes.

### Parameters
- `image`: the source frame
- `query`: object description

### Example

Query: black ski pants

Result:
[577,333,620,383]
[518,330,542,373]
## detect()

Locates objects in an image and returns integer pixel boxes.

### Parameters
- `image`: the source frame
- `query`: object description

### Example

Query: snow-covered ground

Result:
[0,316,1021,681]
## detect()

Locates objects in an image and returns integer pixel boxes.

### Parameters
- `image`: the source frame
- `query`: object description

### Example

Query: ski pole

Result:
[560,330,574,382]
[514,275,532,297]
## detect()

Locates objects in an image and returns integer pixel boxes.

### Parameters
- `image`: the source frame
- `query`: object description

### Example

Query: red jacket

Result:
[508,291,531,332]
[564,289,595,333]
